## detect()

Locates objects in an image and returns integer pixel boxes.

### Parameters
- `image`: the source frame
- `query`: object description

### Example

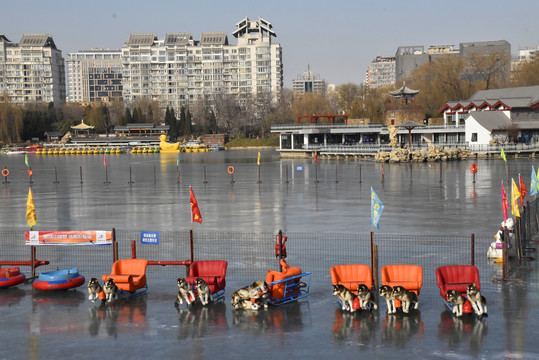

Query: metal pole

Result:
[381,165,385,183]
[129,166,134,184]
[359,164,362,183]
[203,166,207,184]
[315,163,319,183]
[54,167,59,184]
[154,165,156,185]
[112,228,118,262]
[31,246,36,279]
[29,166,33,184]
[335,164,338,183]
[190,229,194,264]
[285,165,289,184]
[257,164,261,184]
[409,163,413,183]
[439,162,442,183]
[131,240,137,259]
[278,230,283,272]
[80,166,83,184]
[471,233,475,266]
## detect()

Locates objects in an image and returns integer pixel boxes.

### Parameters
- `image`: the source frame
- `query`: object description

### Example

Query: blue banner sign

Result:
[296,166,303,171]
[141,231,159,245]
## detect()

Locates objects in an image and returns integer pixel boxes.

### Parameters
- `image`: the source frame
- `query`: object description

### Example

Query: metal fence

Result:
[1,229,500,290]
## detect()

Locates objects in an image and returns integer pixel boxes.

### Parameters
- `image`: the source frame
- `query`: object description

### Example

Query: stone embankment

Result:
[374,146,470,163]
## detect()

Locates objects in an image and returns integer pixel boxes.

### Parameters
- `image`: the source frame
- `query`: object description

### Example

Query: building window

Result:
[471,133,478,142]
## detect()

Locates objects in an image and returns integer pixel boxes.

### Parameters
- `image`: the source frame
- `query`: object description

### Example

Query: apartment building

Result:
[66,49,122,103]
[292,70,326,99]
[120,17,282,114]
[0,34,65,105]
[365,56,395,89]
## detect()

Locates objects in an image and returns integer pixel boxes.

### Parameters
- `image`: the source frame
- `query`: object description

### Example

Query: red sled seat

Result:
[185,260,228,294]
[381,264,423,295]
[435,265,480,300]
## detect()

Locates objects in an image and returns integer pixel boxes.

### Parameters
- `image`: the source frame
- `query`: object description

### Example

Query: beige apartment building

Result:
[0,34,65,105]
[120,17,282,114]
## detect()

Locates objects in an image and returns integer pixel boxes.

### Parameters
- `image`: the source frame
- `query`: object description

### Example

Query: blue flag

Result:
[371,187,384,230]
[177,153,180,167]
[531,166,539,197]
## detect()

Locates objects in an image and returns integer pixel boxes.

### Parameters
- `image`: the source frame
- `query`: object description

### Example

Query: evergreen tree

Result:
[121,108,131,126]
[147,105,154,124]
[133,106,143,123]
[166,106,179,140]
[178,106,186,138]
[184,108,192,137]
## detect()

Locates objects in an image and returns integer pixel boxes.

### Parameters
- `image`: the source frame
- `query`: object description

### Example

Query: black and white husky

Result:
[103,278,119,303]
[195,278,213,306]
[175,277,195,306]
[392,286,419,313]
[446,290,466,317]
[379,285,397,314]
[87,278,103,303]
[356,284,378,310]
[467,283,487,316]
[333,285,356,312]
[231,280,269,309]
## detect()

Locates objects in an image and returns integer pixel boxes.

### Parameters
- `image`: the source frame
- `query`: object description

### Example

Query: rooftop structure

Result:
[365,56,395,89]
[292,68,327,99]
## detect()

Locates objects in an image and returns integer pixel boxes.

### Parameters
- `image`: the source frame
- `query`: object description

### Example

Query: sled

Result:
[381,264,423,309]
[185,260,228,302]
[330,264,374,310]
[103,259,149,298]
[266,259,310,305]
[435,265,480,315]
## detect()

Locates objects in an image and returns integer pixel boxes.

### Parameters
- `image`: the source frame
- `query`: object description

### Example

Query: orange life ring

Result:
[469,163,478,174]
[1,168,9,177]
[227,166,235,174]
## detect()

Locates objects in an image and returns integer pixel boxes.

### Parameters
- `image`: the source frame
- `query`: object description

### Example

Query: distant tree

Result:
[291,92,336,118]
[108,101,124,128]
[147,105,154,124]
[133,106,143,123]
[511,59,539,87]
[0,93,23,142]
[86,102,110,133]
[178,106,186,138]
[165,106,179,140]
[121,108,132,126]
[184,108,192,137]
[332,83,362,117]
[465,50,510,90]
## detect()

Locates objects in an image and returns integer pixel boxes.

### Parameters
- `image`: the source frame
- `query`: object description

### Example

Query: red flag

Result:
[519,173,527,206]
[501,180,508,222]
[190,186,202,224]
[104,154,107,167]
[315,151,318,163]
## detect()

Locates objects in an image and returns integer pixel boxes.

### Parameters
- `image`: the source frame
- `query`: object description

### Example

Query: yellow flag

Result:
[511,178,520,218]
[257,152,261,166]
[26,188,37,228]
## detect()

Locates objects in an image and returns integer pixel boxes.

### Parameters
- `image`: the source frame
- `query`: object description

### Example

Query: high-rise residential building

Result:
[120,17,282,114]
[292,69,326,99]
[365,56,396,89]
[66,49,122,103]
[518,45,539,62]
[0,34,65,105]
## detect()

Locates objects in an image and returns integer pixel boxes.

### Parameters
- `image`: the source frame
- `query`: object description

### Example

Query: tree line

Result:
[1,55,537,144]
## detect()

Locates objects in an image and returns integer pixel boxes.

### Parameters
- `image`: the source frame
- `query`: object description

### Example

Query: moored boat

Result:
[33,268,85,291]
[0,267,26,288]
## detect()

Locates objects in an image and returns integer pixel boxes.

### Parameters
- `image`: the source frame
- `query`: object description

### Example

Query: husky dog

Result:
[103,278,119,303]
[87,278,103,303]
[175,277,195,306]
[333,285,357,312]
[231,280,269,309]
[446,290,466,317]
[195,278,213,305]
[379,285,397,314]
[356,284,378,310]
[393,286,419,313]
[233,298,260,310]
[467,283,487,316]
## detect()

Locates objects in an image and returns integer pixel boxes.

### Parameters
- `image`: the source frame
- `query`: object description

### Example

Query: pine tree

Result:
[178,106,186,138]
[184,108,192,137]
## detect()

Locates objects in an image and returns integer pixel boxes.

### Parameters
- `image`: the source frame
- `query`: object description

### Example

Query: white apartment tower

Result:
[121,17,282,114]
[0,34,65,105]
[365,56,396,89]
[66,49,122,103]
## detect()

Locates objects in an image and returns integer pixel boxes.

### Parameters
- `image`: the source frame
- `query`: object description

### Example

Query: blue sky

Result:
[2,0,538,87]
